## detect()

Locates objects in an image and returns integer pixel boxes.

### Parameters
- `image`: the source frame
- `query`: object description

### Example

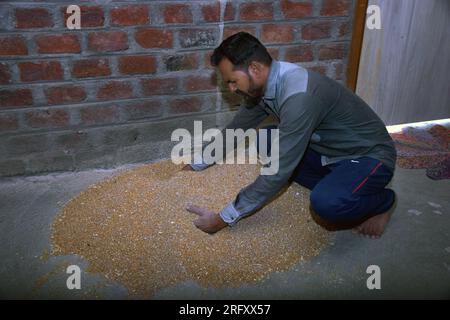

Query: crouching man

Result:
[184,32,397,239]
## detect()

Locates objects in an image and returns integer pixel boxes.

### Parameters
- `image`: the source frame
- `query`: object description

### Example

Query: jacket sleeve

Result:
[190,103,269,171]
[219,93,326,225]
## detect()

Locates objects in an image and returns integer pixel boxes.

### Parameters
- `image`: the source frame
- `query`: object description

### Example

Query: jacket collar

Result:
[263,60,280,101]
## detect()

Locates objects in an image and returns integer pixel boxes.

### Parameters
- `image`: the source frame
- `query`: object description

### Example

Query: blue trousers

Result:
[258,126,395,223]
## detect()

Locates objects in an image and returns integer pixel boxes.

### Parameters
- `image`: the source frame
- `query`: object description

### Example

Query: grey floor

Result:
[0,163,449,300]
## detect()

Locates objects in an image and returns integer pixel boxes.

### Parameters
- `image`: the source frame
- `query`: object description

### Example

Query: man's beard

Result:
[236,76,264,105]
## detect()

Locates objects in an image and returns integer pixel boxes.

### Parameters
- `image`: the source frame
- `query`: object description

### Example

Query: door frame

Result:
[346,0,368,91]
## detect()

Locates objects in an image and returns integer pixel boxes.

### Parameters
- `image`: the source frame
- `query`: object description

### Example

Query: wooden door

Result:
[355,0,450,125]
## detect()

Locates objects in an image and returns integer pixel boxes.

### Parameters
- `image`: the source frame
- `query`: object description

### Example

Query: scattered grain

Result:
[51,160,331,297]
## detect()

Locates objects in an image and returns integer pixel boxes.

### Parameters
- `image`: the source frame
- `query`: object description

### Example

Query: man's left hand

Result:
[186,205,228,234]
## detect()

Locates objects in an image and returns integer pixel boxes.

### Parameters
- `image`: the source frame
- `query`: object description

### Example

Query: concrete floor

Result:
[0,163,449,300]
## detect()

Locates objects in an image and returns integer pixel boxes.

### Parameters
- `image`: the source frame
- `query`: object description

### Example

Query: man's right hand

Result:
[181,164,194,171]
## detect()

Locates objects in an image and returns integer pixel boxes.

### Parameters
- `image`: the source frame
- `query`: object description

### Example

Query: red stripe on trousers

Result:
[352,162,383,194]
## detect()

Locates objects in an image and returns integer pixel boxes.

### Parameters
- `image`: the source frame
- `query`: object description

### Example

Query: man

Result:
[184,32,397,239]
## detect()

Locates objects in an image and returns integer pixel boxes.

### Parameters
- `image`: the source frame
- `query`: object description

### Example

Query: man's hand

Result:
[186,205,228,234]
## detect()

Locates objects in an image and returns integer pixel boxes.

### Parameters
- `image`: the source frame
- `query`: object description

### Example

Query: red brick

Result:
[169,97,202,114]
[201,2,234,22]
[111,5,149,26]
[80,105,119,125]
[26,109,69,128]
[339,21,352,37]
[97,81,133,101]
[0,89,33,108]
[307,65,328,76]
[240,3,273,21]
[262,24,295,43]
[184,75,216,92]
[164,4,193,24]
[0,36,28,56]
[319,43,347,60]
[0,63,11,84]
[72,58,111,78]
[281,0,313,19]
[36,34,81,54]
[135,29,173,48]
[19,61,63,82]
[62,6,104,28]
[45,85,86,105]
[285,45,314,62]
[141,78,178,96]
[15,8,53,28]
[124,100,162,120]
[301,22,332,40]
[223,26,257,39]
[267,48,280,60]
[224,1,236,21]
[118,55,156,75]
[88,32,128,53]
[164,53,198,72]
[202,4,220,23]
[0,114,19,132]
[321,0,352,17]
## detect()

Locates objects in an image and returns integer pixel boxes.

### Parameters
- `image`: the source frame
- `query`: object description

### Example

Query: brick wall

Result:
[0,0,355,177]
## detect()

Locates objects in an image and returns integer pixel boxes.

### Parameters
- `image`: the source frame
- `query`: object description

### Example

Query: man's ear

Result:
[248,61,262,78]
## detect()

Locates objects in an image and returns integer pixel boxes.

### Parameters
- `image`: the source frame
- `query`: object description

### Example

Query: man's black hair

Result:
[210,32,272,70]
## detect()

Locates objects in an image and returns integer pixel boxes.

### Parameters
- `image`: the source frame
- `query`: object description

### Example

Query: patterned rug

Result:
[390,124,450,180]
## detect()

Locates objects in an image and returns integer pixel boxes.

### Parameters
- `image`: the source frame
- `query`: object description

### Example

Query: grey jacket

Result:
[191,60,397,226]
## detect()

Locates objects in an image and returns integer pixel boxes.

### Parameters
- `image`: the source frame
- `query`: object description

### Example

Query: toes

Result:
[359,229,369,237]
[352,222,383,239]
[354,227,367,236]
[354,225,380,239]
[352,223,365,234]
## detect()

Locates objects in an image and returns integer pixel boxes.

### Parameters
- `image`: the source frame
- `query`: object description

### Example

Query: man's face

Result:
[218,58,264,99]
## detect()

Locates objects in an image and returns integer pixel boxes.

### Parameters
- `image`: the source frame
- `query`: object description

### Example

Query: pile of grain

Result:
[51,160,331,297]
[391,124,450,179]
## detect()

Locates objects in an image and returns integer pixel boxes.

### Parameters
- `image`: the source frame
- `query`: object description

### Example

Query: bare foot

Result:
[309,193,397,237]
[353,199,396,239]
[353,194,397,239]
[352,211,391,239]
